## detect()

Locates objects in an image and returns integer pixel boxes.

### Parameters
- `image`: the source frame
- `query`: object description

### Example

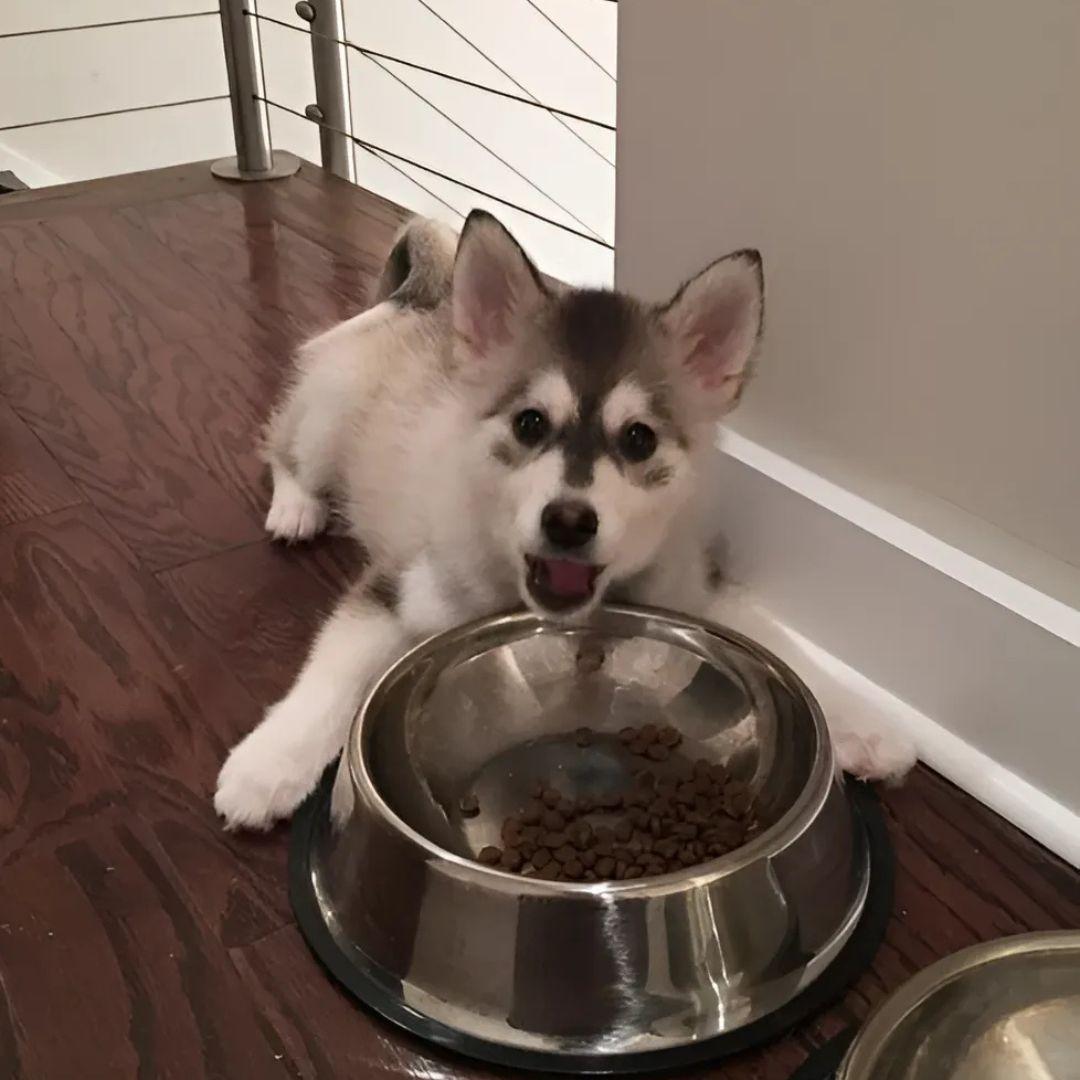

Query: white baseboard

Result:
[710,429,1080,867]
[720,429,1080,648]
[778,619,1080,867]
[0,140,65,189]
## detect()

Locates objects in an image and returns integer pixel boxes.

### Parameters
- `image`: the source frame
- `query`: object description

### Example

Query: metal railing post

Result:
[295,0,357,182]
[212,0,300,181]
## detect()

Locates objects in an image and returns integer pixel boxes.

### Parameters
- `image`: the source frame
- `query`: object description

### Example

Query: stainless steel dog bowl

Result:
[837,931,1080,1079]
[293,606,886,1072]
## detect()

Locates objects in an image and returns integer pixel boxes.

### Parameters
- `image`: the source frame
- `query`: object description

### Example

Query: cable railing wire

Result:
[0,95,231,135]
[519,0,615,82]
[355,46,606,243]
[360,46,615,133]
[250,12,606,243]
[411,0,614,168]
[0,11,217,41]
[251,12,613,133]
[359,146,466,223]
[261,96,613,249]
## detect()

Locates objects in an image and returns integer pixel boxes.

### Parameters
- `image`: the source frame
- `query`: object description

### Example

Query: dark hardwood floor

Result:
[1,161,1077,1080]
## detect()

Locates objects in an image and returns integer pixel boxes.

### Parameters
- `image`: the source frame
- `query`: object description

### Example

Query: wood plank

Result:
[145,792,293,951]
[0,504,252,789]
[0,601,123,869]
[0,284,265,570]
[232,923,502,1080]
[0,816,293,1079]
[0,399,83,527]
[890,766,1080,928]
[124,189,374,344]
[0,506,293,947]
[0,218,81,296]
[0,160,233,224]
[159,535,363,706]
[98,333,277,525]
[263,163,411,272]
[44,208,254,345]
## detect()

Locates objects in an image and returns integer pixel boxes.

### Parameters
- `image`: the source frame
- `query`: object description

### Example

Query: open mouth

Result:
[524,556,602,614]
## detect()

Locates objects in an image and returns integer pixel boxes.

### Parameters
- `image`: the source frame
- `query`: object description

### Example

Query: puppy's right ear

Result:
[452,210,547,363]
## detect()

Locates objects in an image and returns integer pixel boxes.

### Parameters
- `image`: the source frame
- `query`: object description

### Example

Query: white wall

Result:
[616,0,1080,589]
[0,2,233,188]
[1,0,615,286]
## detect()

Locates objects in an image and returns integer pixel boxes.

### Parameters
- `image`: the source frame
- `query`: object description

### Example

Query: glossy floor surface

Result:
[1,162,1077,1078]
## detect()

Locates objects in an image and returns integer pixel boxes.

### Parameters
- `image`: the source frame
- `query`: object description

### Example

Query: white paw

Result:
[833,726,917,784]
[214,716,319,830]
[264,475,327,543]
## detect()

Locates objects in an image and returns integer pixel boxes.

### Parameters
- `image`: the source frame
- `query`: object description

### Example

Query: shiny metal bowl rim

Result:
[839,929,1080,1077]
[345,603,837,898]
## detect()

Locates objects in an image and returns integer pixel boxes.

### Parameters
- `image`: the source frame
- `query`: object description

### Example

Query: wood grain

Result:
[0,161,1076,1080]
[0,506,293,953]
[118,187,378,373]
[0,219,81,296]
[0,160,226,224]
[232,923,503,1080]
[0,283,264,570]
[261,164,411,273]
[0,816,293,1079]
[0,503,249,789]
[42,210,224,344]
[0,598,123,868]
[0,400,83,527]
[160,535,363,706]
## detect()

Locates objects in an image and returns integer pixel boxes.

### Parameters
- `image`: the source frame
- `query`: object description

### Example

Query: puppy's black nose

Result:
[541,500,598,550]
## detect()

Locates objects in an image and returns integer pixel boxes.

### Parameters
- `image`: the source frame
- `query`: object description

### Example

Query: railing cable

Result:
[251,12,613,133]
[0,11,218,40]
[0,95,230,135]
[518,0,615,82]
[356,51,606,243]
[363,147,466,222]
[260,97,613,249]
[411,0,614,167]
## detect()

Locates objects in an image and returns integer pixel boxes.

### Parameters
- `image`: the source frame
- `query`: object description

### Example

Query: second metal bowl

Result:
[838,931,1080,1079]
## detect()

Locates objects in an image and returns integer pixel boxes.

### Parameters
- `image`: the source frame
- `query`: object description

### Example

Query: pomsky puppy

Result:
[215,210,912,830]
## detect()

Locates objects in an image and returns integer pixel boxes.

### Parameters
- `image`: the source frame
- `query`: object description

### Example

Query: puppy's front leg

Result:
[215,578,407,830]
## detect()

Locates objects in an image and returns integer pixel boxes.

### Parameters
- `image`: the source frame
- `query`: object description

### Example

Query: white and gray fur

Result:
[215,211,913,831]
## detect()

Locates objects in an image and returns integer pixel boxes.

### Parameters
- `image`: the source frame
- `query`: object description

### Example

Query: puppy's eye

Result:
[513,408,550,447]
[619,422,658,463]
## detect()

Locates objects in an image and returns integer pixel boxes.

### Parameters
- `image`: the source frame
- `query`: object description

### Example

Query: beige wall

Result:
[616,0,1080,573]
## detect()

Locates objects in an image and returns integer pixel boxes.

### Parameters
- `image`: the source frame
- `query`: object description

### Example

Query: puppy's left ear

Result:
[658,249,763,414]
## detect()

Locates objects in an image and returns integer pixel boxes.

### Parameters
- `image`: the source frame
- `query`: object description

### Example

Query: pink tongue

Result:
[544,559,593,597]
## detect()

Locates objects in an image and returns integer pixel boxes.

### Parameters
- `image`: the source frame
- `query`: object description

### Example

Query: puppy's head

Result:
[452,210,763,620]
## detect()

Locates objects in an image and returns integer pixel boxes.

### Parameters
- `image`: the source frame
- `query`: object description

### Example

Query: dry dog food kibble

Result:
[467,723,759,882]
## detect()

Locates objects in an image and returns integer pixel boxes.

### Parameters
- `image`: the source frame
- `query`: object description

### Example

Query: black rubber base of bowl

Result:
[289,773,893,1076]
